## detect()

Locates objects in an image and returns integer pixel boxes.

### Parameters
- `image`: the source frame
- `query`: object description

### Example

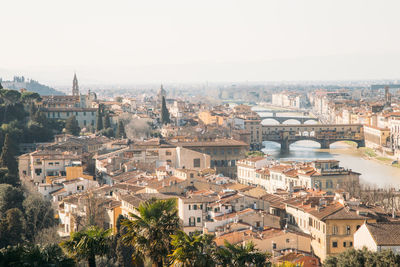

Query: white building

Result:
[237,156,270,187]
[354,222,400,254]
[272,92,307,109]
[50,177,99,203]
[178,195,218,235]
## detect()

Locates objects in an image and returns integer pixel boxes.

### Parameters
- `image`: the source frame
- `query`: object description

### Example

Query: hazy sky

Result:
[2,0,400,85]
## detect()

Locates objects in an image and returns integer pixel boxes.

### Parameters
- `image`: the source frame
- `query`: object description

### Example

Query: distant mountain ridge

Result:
[0,76,64,95]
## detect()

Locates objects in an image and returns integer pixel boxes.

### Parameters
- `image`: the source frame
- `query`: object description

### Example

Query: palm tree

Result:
[60,226,111,267]
[170,231,217,267]
[215,241,271,267]
[122,198,180,267]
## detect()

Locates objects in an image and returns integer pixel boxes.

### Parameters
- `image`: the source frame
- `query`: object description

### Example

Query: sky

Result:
[1,0,400,85]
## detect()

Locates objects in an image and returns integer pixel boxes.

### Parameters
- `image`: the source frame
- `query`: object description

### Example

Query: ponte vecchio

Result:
[246,123,365,152]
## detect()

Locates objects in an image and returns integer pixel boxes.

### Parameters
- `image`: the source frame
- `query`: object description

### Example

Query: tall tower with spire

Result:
[157,84,166,104]
[72,73,79,96]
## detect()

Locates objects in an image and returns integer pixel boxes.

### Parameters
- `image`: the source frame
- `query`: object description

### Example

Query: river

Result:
[262,138,400,188]
[253,107,400,188]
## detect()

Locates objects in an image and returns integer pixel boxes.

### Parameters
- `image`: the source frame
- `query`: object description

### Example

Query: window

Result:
[166,150,172,156]
[35,169,42,175]
[200,204,203,209]
[332,225,338,235]
[84,120,87,126]
[193,205,197,210]
[189,217,195,227]
[66,112,70,116]
[272,243,276,249]
[309,218,312,227]
[83,112,86,116]
[231,160,236,167]
[350,241,353,247]
[286,238,290,243]
[343,242,347,247]
[55,162,60,166]
[332,241,338,248]
[193,158,200,168]
[91,120,95,126]
[346,225,351,235]
[76,112,78,116]
[234,148,239,154]
[220,148,225,155]
[49,162,54,166]
[91,112,94,116]
[188,205,191,210]
[356,225,361,230]
[197,217,201,223]
[190,173,194,178]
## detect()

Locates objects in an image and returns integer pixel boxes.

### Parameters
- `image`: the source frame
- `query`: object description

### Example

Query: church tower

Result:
[158,84,166,103]
[72,73,79,96]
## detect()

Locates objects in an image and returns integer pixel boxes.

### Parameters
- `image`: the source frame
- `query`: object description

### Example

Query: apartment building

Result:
[272,92,307,109]
[364,125,390,149]
[178,195,219,234]
[175,139,249,177]
[18,150,82,184]
[285,197,379,261]
[237,156,270,187]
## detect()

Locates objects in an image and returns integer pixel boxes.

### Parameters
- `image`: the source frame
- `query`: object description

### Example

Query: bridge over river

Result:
[250,124,365,152]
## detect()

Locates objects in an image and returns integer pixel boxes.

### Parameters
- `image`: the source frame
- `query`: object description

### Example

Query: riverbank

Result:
[340,141,400,168]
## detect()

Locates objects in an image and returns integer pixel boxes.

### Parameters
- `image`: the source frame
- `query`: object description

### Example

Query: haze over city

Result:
[2,1,400,266]
[2,0,400,85]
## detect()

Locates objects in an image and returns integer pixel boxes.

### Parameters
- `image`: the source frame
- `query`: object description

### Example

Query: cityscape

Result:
[1,0,400,266]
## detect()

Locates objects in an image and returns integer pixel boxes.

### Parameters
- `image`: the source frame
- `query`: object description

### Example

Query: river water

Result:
[262,141,400,188]
[254,107,400,188]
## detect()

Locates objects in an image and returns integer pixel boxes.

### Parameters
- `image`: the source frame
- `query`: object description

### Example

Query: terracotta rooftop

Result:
[174,139,248,147]
[365,222,400,246]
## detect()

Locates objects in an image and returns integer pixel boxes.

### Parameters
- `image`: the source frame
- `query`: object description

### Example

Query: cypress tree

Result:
[65,116,80,136]
[116,120,126,139]
[161,96,170,125]
[103,113,111,129]
[0,134,18,175]
[96,105,103,131]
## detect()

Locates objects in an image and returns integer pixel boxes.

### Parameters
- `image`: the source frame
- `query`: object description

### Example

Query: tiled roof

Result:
[322,205,378,221]
[366,222,400,246]
[213,208,255,221]
[43,107,97,112]
[174,139,248,147]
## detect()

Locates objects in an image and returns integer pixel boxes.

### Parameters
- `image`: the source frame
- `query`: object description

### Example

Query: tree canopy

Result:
[61,226,111,267]
[65,116,80,136]
[0,133,18,174]
[161,96,170,125]
[324,248,400,267]
[122,198,180,267]
[116,120,126,139]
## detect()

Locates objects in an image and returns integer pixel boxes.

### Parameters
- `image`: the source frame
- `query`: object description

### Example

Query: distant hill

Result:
[0,76,64,95]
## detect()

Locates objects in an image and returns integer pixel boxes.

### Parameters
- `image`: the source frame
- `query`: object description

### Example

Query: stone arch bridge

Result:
[259,116,319,124]
[251,124,365,152]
